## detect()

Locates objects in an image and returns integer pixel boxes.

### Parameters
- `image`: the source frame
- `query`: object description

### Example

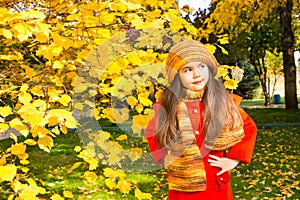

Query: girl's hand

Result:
[208,154,240,176]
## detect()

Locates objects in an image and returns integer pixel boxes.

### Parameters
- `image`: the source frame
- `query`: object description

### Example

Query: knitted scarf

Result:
[164,89,244,192]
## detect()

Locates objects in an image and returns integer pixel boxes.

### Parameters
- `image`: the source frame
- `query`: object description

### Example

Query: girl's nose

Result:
[193,68,201,78]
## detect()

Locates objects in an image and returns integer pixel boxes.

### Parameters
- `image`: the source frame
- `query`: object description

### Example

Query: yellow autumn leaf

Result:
[87,157,99,170]
[112,107,129,123]
[36,32,49,43]
[135,103,144,113]
[63,190,74,198]
[11,143,26,155]
[155,90,164,100]
[66,13,80,21]
[0,29,12,39]
[71,162,82,170]
[52,60,65,69]
[18,92,32,105]
[48,109,77,129]
[0,123,9,133]
[61,124,68,134]
[217,67,229,78]
[107,61,122,74]
[26,10,46,20]
[217,44,228,55]
[21,65,35,78]
[169,21,183,31]
[32,126,51,138]
[24,139,37,146]
[38,135,54,152]
[48,116,58,127]
[0,54,22,60]
[127,53,142,66]
[116,178,131,194]
[19,189,36,200]
[127,96,138,109]
[21,167,29,173]
[0,164,17,182]
[105,178,117,189]
[58,94,71,106]
[205,44,217,54]
[110,2,128,13]
[116,134,128,141]
[131,123,142,136]
[101,12,116,25]
[120,0,142,10]
[12,23,33,42]
[132,114,151,128]
[219,35,229,44]
[74,146,82,152]
[134,188,152,200]
[103,167,116,178]
[138,96,153,107]
[128,147,143,162]
[84,171,98,183]
[224,79,238,90]
[20,158,29,165]
[50,194,64,200]
[20,84,29,92]
[0,156,6,166]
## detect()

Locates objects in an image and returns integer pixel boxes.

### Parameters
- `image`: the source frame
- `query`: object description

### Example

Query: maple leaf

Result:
[116,134,128,141]
[50,194,64,200]
[231,66,244,82]
[0,164,17,182]
[38,135,54,152]
[128,147,143,162]
[105,178,116,190]
[134,188,152,200]
[63,190,74,198]
[84,171,98,183]
[10,143,26,155]
[0,123,9,133]
[128,96,138,109]
[58,94,71,106]
[0,29,13,39]
[0,106,12,118]
[116,178,131,194]
[19,188,36,200]
[224,79,238,90]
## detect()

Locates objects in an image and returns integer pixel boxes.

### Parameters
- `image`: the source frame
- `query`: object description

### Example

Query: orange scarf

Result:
[164,90,244,192]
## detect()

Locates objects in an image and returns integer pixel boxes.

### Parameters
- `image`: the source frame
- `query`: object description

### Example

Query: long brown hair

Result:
[157,70,236,147]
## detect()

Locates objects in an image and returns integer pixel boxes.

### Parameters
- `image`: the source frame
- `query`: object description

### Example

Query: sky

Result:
[178,0,211,11]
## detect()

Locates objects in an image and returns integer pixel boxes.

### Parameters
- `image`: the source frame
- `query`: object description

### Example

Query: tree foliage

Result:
[0,0,240,199]
[202,0,299,109]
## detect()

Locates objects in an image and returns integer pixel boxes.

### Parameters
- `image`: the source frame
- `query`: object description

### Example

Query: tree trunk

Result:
[279,0,298,109]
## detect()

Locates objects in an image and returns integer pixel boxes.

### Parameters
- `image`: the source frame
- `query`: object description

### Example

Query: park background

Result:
[0,0,300,199]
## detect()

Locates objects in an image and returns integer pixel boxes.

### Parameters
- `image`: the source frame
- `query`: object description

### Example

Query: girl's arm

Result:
[226,106,257,164]
[144,101,167,164]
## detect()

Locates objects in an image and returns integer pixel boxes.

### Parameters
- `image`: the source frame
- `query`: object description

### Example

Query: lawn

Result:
[0,107,299,199]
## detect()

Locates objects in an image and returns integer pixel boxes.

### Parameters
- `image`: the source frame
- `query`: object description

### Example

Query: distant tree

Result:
[234,61,260,99]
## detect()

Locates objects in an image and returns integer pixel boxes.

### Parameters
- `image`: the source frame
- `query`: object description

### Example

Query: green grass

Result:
[244,107,300,124]
[1,107,300,199]
[241,96,300,106]
[231,127,300,199]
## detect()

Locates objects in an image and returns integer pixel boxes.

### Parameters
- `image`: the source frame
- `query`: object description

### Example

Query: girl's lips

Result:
[192,80,202,84]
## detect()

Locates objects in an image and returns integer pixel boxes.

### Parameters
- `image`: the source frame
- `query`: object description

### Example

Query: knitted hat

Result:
[166,40,219,84]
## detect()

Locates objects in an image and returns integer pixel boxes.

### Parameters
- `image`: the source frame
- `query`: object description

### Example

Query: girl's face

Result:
[179,62,209,91]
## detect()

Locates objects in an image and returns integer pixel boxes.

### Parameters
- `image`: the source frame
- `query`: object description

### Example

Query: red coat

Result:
[145,95,257,200]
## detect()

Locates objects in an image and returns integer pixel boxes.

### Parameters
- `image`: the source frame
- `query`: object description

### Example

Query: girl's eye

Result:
[183,67,192,72]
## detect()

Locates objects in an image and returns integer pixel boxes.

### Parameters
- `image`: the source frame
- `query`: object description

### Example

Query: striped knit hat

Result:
[166,40,219,84]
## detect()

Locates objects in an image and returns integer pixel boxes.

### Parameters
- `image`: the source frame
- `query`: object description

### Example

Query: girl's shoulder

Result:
[229,93,242,106]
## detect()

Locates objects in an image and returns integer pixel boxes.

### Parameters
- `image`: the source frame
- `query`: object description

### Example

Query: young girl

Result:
[145,40,257,200]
